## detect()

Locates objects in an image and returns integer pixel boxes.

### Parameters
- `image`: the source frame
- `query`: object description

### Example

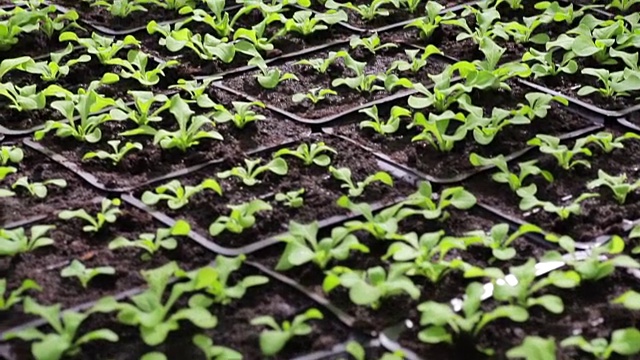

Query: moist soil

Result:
[221,44,448,120]
[466,126,640,243]
[33,88,309,191]
[133,135,417,249]
[331,81,596,181]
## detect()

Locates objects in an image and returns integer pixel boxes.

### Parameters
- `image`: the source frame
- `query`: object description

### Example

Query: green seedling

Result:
[273,142,336,167]
[359,105,412,135]
[517,184,598,220]
[251,308,323,356]
[209,199,272,236]
[329,166,393,197]
[141,179,222,209]
[0,279,41,311]
[61,260,116,288]
[82,141,143,165]
[109,220,191,260]
[0,225,55,256]
[275,188,305,208]
[217,158,288,186]
[58,198,122,233]
[469,153,554,191]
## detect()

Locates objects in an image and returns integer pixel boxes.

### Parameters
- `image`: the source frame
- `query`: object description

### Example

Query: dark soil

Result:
[34,88,309,191]
[466,126,640,243]
[0,204,213,333]
[133,135,417,249]
[222,44,448,120]
[331,81,596,181]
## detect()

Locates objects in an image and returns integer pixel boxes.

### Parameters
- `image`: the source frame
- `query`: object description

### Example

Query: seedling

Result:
[273,142,336,167]
[536,1,591,24]
[217,158,288,186]
[0,145,23,166]
[284,10,347,35]
[59,32,140,64]
[607,0,640,10]
[585,131,640,153]
[469,154,554,191]
[169,77,218,108]
[82,141,143,165]
[410,110,469,152]
[141,179,223,210]
[249,56,298,89]
[329,166,393,197]
[0,83,55,112]
[276,221,368,270]
[517,184,598,220]
[527,135,592,169]
[388,45,442,73]
[210,101,266,129]
[5,298,118,360]
[233,13,284,52]
[189,255,268,307]
[349,33,397,54]
[587,170,640,204]
[146,22,237,62]
[561,328,640,359]
[61,260,116,288]
[109,220,191,260]
[93,262,217,346]
[359,105,412,135]
[110,91,171,133]
[153,95,223,151]
[295,51,348,74]
[467,223,545,261]
[402,181,477,220]
[251,308,323,356]
[502,15,550,44]
[209,199,273,236]
[291,88,337,104]
[338,197,406,240]
[331,55,385,93]
[325,0,397,21]
[448,7,508,44]
[0,279,40,311]
[383,231,480,283]
[578,68,640,98]
[417,282,529,354]
[91,0,150,17]
[106,50,178,87]
[193,334,242,360]
[58,198,122,233]
[10,177,67,199]
[275,188,305,208]
[404,1,455,39]
[24,44,91,81]
[522,48,578,78]
[507,337,557,360]
[408,71,471,112]
[323,264,420,309]
[0,225,55,256]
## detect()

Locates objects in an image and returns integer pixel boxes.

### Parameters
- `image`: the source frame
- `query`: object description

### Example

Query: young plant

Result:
[325,0,397,21]
[410,110,469,152]
[210,101,266,129]
[337,197,408,240]
[249,56,298,89]
[405,1,455,39]
[0,225,55,256]
[407,71,471,112]
[217,158,288,186]
[466,223,545,261]
[607,0,640,10]
[349,33,397,54]
[527,135,592,170]
[417,282,529,354]
[585,131,640,153]
[141,179,223,209]
[502,15,550,44]
[536,1,593,24]
[10,177,67,199]
[146,22,237,62]
[110,91,171,134]
[58,198,122,233]
[0,83,55,112]
[91,0,150,17]
[251,308,324,356]
[447,7,508,44]
[276,221,368,270]
[492,259,580,314]
[82,140,143,165]
[24,44,92,81]
[208,200,272,236]
[459,98,522,145]
[383,231,480,283]
[388,45,442,73]
[401,181,477,220]
[153,95,223,151]
[323,264,420,309]
[275,188,305,208]
[59,32,140,64]
[4,298,118,360]
[517,184,598,220]
[284,10,348,35]
[106,50,179,86]
[0,145,23,166]
[359,105,412,135]
[587,170,640,204]
[522,48,578,78]
[329,166,393,197]
[273,142,336,167]
[188,254,268,306]
[469,153,554,191]
[0,278,40,311]
[93,262,217,346]
[507,337,557,360]
[295,50,348,74]
[291,88,337,104]
[34,76,120,143]
[331,55,385,93]
[578,68,640,99]
[193,334,242,360]
[61,260,116,288]
[109,220,191,260]
[561,328,640,359]
[169,77,218,108]
[511,93,568,122]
